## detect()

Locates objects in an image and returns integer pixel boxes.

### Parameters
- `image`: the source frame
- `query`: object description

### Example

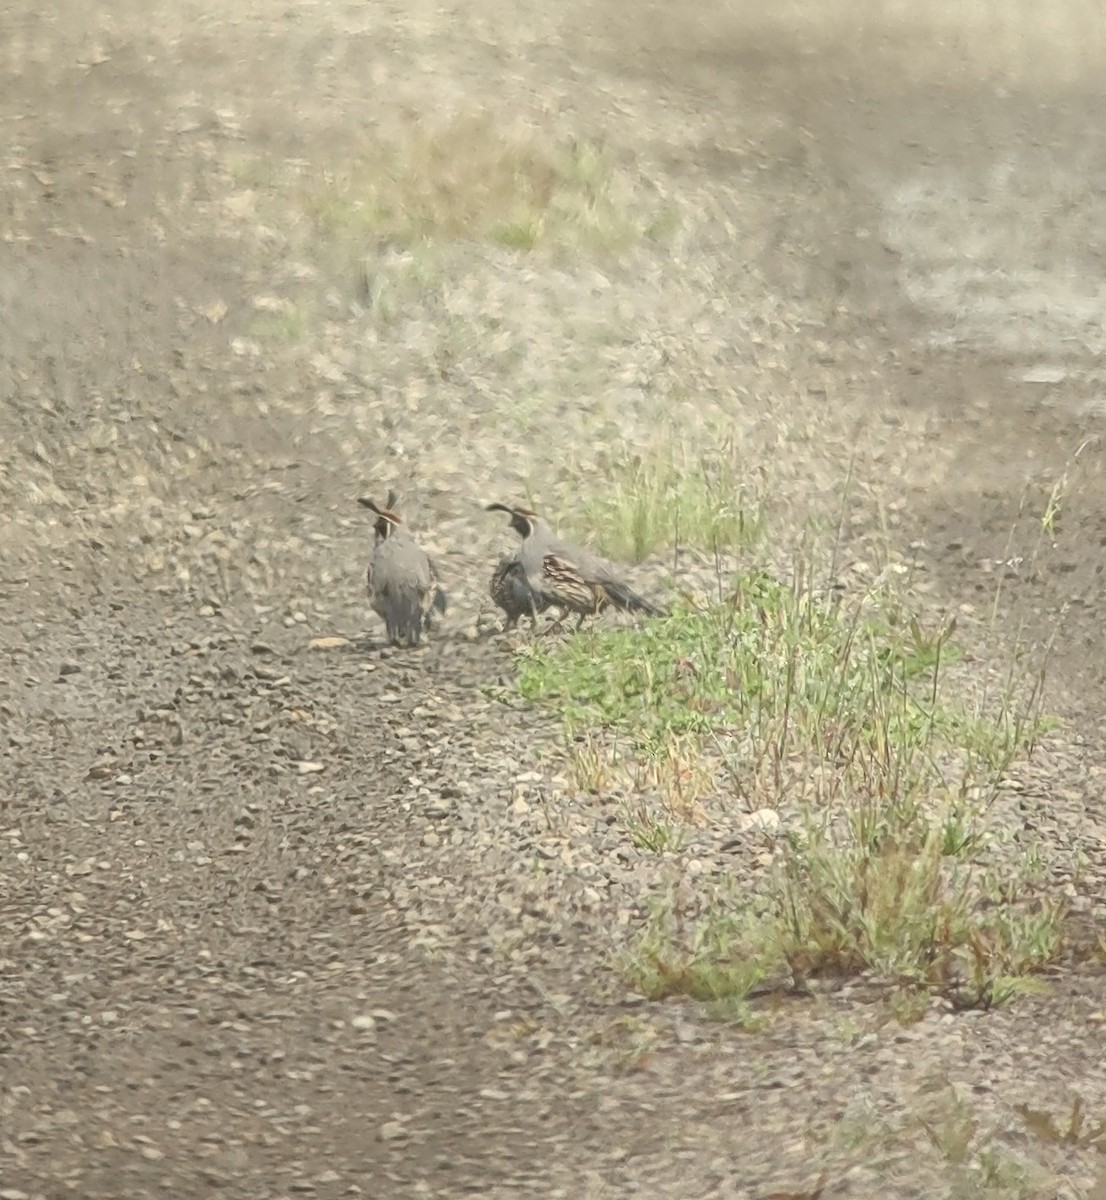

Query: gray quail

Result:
[485,502,666,629]
[489,556,552,631]
[359,492,447,646]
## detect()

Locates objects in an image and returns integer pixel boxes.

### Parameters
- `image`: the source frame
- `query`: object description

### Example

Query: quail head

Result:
[489,556,552,632]
[359,492,447,647]
[485,502,666,629]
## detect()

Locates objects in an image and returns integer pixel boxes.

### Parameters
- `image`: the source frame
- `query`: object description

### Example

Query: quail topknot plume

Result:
[485,502,667,629]
[488,556,552,631]
[359,491,447,646]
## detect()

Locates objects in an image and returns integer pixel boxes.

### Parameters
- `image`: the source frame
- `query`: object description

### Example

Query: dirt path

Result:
[4,2,1106,1197]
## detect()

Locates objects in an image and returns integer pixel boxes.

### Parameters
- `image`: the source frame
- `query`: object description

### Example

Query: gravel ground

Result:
[4,1,1106,1197]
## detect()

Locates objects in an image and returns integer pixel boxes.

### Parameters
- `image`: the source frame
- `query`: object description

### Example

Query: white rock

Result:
[735,809,781,834]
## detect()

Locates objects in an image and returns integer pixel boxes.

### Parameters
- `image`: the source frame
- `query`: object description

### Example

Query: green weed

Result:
[584,443,765,563]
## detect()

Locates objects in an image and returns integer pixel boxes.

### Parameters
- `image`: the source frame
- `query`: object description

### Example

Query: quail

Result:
[359,492,447,646]
[485,502,666,629]
[489,556,552,631]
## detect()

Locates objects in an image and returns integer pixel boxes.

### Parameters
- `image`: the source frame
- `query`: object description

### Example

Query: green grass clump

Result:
[517,566,1063,1013]
[584,446,765,563]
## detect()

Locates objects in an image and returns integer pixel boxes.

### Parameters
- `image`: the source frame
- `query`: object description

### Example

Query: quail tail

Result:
[601,580,668,618]
[384,589,427,647]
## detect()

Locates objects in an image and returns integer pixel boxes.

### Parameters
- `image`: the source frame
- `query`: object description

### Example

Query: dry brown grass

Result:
[300,111,639,254]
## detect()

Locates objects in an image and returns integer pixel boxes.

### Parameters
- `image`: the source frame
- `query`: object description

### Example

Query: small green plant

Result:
[1015,1095,1106,1149]
[623,897,769,1012]
[988,438,1092,628]
[774,818,1064,1007]
[939,802,984,857]
[920,1087,978,1165]
[247,302,312,343]
[887,986,931,1025]
[492,217,543,250]
[622,801,687,853]
[358,243,444,322]
[822,1087,1055,1198]
[566,728,620,795]
[580,1014,664,1073]
[643,207,681,244]
[583,441,765,563]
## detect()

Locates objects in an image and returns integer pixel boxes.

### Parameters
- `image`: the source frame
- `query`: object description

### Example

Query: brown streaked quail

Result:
[485,502,666,629]
[359,492,447,646]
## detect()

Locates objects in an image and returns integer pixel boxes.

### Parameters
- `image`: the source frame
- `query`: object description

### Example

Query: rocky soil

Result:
[3,1,1106,1197]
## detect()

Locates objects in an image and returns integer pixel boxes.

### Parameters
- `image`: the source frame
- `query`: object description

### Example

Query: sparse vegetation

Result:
[516,540,1065,1014]
[583,441,766,563]
[823,1086,1056,1198]
[1015,1094,1106,1151]
[357,243,445,323]
[622,799,688,853]
[299,113,641,256]
[579,1013,666,1073]
[247,300,313,343]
